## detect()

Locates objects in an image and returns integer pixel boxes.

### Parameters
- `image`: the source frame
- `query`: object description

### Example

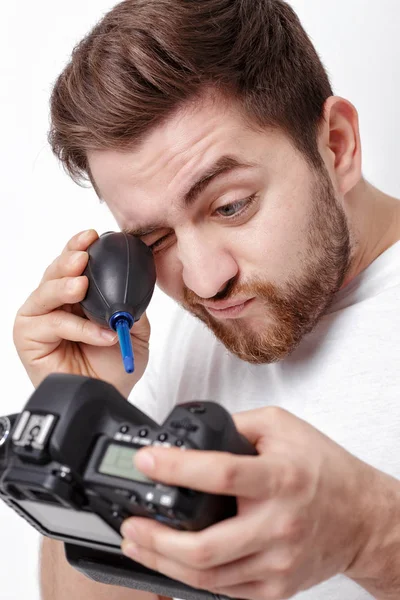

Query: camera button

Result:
[159,507,176,520]
[188,403,206,414]
[53,466,73,483]
[114,489,130,498]
[159,493,174,508]
[170,419,198,432]
[29,425,41,438]
[111,504,124,518]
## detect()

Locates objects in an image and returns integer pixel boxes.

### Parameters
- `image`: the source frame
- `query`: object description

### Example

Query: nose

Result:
[177,231,238,299]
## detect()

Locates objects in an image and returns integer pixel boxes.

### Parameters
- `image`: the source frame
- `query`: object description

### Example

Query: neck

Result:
[340,178,400,289]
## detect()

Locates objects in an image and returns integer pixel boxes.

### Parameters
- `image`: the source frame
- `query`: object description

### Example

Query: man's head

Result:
[49,0,362,363]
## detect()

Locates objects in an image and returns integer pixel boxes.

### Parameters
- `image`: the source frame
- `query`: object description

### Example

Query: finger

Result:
[120,542,220,594]
[134,447,275,499]
[122,540,292,599]
[185,543,298,591]
[19,276,89,317]
[121,510,266,569]
[41,228,98,285]
[214,578,293,600]
[130,312,151,344]
[232,407,295,448]
[62,229,98,253]
[41,250,89,284]
[21,309,118,346]
[210,546,299,591]
[231,408,271,445]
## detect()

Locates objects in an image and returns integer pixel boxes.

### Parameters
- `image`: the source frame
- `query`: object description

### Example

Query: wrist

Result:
[344,465,400,597]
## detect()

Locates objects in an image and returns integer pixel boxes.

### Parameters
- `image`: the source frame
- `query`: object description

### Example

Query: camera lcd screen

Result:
[98,443,153,483]
[17,500,122,547]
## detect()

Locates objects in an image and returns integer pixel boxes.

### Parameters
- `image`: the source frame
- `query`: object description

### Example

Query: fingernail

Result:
[67,278,81,290]
[122,542,139,559]
[100,329,117,341]
[121,521,137,540]
[78,229,94,242]
[135,450,155,472]
[71,251,86,264]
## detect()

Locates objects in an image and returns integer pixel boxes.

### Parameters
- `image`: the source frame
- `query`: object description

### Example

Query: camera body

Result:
[0,374,256,599]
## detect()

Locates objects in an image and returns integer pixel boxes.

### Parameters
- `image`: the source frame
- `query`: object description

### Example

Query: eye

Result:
[146,194,258,252]
[215,194,257,219]
[148,232,173,252]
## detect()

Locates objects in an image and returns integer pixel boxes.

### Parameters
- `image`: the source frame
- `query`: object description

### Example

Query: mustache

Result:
[183,276,241,308]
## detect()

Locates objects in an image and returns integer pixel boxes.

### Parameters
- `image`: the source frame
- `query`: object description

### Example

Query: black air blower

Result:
[80,232,156,373]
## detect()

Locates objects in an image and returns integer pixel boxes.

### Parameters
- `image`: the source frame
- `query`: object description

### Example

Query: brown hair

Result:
[49,0,333,187]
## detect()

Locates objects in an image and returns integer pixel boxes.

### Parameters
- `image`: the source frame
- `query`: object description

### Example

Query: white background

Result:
[1,1,399,598]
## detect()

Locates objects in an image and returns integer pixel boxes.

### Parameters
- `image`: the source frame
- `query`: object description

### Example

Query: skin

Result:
[86,91,400,599]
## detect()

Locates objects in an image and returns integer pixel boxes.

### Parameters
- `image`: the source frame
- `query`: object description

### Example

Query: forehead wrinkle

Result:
[122,122,213,209]
[101,98,240,204]
[163,120,236,209]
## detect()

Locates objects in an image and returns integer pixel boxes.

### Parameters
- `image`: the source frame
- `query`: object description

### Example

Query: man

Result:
[13,0,400,599]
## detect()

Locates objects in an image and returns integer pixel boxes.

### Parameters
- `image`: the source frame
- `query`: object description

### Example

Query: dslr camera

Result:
[0,373,256,600]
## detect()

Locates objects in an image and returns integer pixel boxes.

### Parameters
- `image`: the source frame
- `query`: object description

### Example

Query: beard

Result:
[181,166,353,364]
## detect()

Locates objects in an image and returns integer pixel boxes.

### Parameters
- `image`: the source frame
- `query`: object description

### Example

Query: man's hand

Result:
[120,406,384,600]
[13,229,151,398]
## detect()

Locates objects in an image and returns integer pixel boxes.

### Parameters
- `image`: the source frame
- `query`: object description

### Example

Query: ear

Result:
[318,96,362,196]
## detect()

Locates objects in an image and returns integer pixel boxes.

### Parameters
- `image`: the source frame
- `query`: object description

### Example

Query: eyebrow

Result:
[123,155,257,237]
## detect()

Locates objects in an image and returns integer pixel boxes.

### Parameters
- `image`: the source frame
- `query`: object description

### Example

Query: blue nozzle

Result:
[109,312,135,374]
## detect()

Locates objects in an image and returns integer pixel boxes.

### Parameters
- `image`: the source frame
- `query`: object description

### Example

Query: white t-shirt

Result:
[130,240,400,600]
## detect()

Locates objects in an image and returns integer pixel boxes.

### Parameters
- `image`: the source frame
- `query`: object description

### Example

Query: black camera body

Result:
[0,374,256,600]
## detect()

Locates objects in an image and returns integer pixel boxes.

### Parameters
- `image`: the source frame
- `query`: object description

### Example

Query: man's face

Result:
[88,95,352,363]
